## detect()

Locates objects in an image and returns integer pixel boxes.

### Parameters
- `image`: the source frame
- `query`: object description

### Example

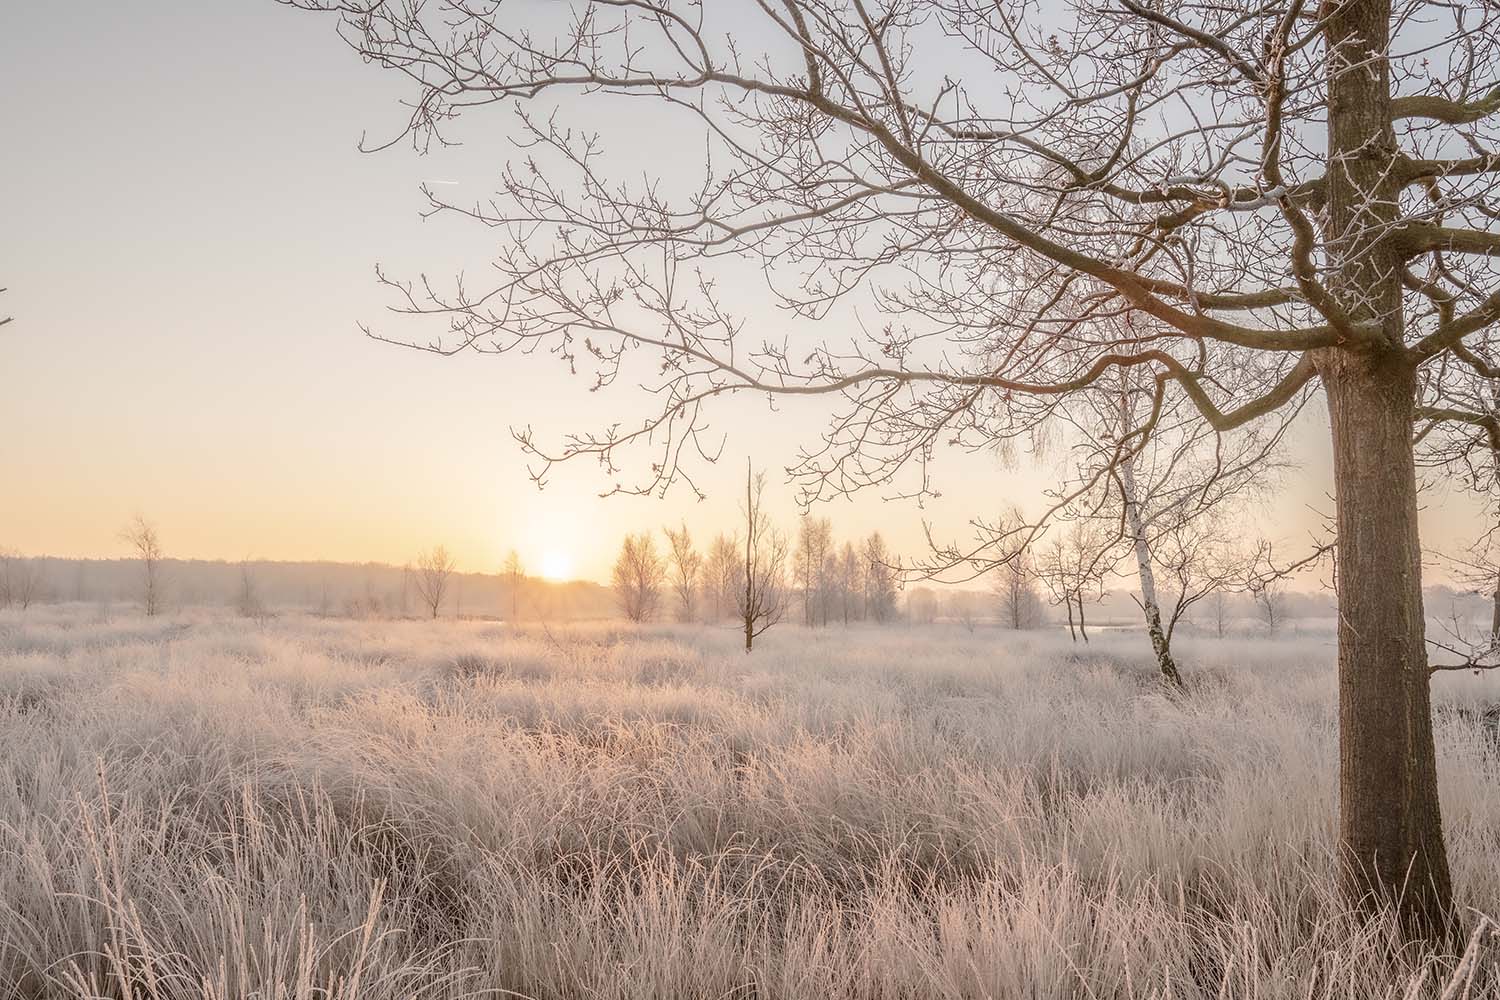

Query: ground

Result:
[0,607,1497,998]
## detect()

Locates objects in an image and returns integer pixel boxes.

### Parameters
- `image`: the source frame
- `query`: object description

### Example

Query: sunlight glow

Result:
[540,550,573,582]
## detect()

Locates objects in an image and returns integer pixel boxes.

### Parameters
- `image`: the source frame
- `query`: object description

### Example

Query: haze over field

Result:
[6,0,1500,996]
[0,1,1488,582]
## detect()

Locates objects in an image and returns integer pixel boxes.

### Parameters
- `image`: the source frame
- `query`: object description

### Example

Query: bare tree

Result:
[907,586,939,626]
[1249,550,1289,636]
[861,534,898,625]
[1037,522,1108,644]
[290,0,1500,932]
[663,520,702,623]
[119,515,164,617]
[993,559,1044,632]
[737,461,789,651]
[1207,590,1233,640]
[946,590,981,633]
[1438,542,1500,646]
[1059,368,1285,681]
[236,560,269,623]
[0,552,44,611]
[413,545,455,619]
[795,517,833,627]
[0,551,16,609]
[0,287,12,329]
[836,541,863,625]
[503,549,526,622]
[988,509,1045,631]
[1153,516,1253,653]
[1246,539,1330,637]
[613,532,664,624]
[1252,580,1287,635]
[14,559,45,610]
[703,533,740,623]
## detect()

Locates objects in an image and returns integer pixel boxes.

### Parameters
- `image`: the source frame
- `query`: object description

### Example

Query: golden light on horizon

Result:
[540,550,573,583]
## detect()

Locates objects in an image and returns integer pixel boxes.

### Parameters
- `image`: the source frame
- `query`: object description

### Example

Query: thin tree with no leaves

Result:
[663,521,702,623]
[503,549,526,622]
[861,534,898,625]
[703,533,740,623]
[993,560,1044,632]
[236,560,268,622]
[613,533,664,624]
[737,461,788,652]
[413,545,455,620]
[119,515,165,617]
[795,517,833,627]
[1036,522,1107,644]
[0,552,46,611]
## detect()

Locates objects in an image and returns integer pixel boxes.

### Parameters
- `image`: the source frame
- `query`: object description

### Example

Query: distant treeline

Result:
[0,556,615,620]
[2,552,1491,631]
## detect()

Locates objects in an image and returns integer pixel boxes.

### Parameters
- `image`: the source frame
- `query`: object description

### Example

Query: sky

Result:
[0,1,1485,584]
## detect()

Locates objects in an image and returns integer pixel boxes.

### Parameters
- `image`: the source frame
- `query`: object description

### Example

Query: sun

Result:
[539,550,573,583]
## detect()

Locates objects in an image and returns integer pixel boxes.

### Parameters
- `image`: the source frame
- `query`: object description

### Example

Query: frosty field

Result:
[1,607,1498,999]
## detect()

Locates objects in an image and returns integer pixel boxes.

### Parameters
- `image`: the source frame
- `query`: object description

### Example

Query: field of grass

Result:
[0,606,1498,998]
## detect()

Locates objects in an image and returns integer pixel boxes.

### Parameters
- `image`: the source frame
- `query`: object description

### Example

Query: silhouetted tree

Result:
[1036,522,1108,643]
[0,551,17,610]
[946,590,982,633]
[613,532,664,624]
[704,533,740,623]
[413,545,455,619]
[663,520,702,623]
[907,586,939,626]
[1153,516,1254,651]
[861,534,898,625]
[736,461,788,651]
[836,542,862,625]
[795,517,832,627]
[236,560,269,622]
[119,515,165,617]
[503,549,526,621]
[993,560,1044,632]
[0,554,43,611]
[1207,591,1233,640]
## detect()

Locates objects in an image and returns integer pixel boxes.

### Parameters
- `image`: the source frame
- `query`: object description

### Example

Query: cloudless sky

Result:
[0,1,1482,583]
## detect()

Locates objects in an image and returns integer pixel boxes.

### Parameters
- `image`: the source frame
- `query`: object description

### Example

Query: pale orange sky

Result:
[0,2,1485,584]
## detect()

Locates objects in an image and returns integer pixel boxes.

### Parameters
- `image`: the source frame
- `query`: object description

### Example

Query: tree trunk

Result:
[1120,453,1183,687]
[1064,595,1076,642]
[1323,359,1452,937]
[1319,0,1452,938]
[1077,594,1089,644]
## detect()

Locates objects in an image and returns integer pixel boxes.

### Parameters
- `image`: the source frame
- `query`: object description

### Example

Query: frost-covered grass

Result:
[0,606,1497,999]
